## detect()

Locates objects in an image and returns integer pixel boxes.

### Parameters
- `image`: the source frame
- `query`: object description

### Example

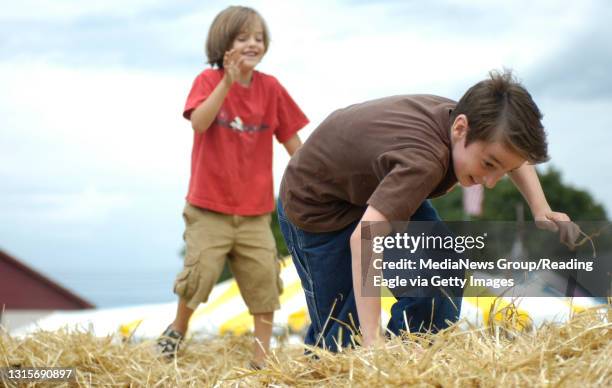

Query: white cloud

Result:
[0,0,169,22]
[0,186,133,245]
[28,186,131,223]
[539,97,612,212]
[0,62,192,189]
[1,0,611,215]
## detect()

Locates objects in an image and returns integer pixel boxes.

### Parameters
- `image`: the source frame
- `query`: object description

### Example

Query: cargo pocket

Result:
[173,250,200,300]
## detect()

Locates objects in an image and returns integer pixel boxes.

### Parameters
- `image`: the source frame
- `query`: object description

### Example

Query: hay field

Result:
[1,307,611,387]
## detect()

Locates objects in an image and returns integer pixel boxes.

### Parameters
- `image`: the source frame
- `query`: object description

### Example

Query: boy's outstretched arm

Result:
[508,164,554,220]
[350,205,390,347]
[282,134,302,156]
[508,164,580,247]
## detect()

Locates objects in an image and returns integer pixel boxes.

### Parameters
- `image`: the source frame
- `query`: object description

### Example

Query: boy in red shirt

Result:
[158,6,308,366]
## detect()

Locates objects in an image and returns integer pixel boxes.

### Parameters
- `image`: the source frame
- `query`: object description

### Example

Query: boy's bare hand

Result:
[222,49,244,87]
[362,331,384,348]
[534,211,581,250]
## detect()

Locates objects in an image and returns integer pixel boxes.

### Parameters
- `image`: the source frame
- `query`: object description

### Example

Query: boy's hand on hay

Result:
[362,332,384,348]
[535,210,581,250]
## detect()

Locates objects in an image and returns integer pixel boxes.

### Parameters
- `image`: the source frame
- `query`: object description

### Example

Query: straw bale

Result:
[1,306,610,387]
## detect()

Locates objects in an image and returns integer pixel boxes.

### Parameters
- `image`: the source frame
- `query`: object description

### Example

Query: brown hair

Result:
[451,70,549,163]
[205,6,270,68]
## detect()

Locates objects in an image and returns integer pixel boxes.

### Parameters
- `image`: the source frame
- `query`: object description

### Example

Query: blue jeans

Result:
[277,199,462,352]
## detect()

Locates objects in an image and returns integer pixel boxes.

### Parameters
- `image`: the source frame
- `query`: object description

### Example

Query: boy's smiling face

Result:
[231,20,266,71]
[451,114,526,188]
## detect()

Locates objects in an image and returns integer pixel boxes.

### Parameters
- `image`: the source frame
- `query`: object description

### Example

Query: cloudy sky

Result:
[1,0,611,306]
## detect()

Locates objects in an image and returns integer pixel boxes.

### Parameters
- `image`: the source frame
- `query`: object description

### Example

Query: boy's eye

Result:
[483,160,495,169]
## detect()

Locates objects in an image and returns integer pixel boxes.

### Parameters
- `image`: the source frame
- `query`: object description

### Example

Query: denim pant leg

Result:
[277,200,359,351]
[386,200,463,335]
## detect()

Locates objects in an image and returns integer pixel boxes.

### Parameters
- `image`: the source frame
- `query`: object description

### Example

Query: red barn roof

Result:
[0,249,94,310]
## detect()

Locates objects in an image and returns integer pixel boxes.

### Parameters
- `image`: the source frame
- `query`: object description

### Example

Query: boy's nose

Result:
[483,173,502,189]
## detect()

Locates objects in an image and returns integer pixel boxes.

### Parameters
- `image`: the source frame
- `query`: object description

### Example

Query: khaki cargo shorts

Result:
[173,203,282,314]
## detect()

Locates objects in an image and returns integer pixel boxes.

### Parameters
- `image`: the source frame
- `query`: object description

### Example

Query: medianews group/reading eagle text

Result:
[371,258,594,272]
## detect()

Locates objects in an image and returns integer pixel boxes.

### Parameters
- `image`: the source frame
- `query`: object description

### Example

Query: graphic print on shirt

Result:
[230,116,244,131]
[217,109,269,133]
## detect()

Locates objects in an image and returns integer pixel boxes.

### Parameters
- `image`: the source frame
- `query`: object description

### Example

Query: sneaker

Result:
[157,325,184,359]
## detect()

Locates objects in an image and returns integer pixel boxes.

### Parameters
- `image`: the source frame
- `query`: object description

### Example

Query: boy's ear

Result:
[451,114,469,139]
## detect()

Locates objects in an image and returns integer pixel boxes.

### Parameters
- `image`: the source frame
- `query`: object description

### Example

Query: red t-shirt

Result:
[183,69,308,215]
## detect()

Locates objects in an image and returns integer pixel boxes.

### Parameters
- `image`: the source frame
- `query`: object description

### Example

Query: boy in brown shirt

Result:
[278,70,577,351]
